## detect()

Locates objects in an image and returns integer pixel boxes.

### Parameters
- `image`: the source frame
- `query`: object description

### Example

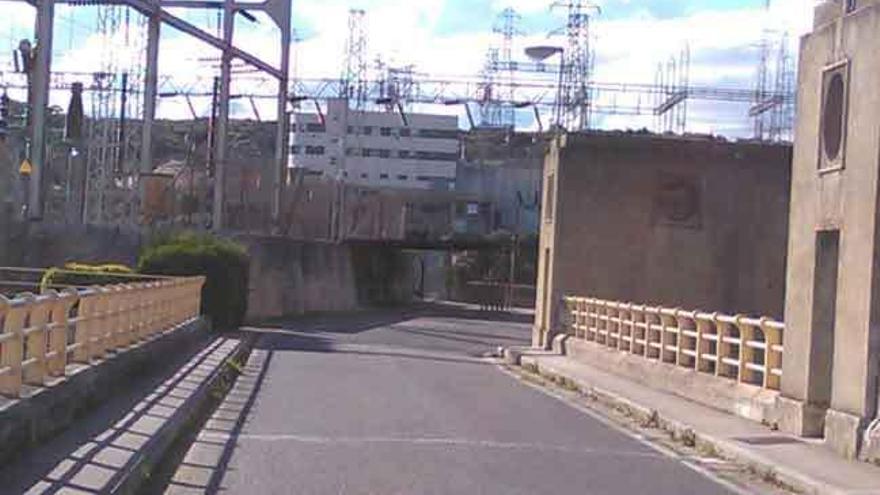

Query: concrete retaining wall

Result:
[0,222,419,322]
[0,218,143,268]
[235,235,418,322]
[239,236,360,321]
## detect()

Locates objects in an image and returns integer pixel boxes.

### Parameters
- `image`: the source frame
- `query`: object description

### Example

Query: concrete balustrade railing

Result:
[0,276,205,398]
[563,296,784,391]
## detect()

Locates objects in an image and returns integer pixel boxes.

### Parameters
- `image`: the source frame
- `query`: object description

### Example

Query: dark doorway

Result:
[811,230,840,414]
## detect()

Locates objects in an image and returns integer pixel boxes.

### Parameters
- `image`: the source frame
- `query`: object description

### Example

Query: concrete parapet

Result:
[0,317,208,465]
[563,338,781,425]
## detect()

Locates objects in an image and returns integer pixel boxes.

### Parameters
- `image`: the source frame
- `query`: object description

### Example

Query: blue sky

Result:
[0,0,814,136]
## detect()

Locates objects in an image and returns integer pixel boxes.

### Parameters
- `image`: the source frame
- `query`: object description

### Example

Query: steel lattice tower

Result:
[552,1,599,131]
[342,9,368,110]
[492,7,522,128]
[479,48,501,127]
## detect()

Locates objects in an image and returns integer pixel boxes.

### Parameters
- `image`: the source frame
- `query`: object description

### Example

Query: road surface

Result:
[176,304,740,495]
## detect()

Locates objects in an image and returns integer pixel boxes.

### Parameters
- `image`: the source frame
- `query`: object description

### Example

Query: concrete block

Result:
[861,418,880,464]
[824,408,867,460]
[551,334,569,355]
[776,395,827,437]
[503,347,524,366]
[69,463,116,491]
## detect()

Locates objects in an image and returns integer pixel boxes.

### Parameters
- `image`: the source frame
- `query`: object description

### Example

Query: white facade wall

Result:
[289,98,460,190]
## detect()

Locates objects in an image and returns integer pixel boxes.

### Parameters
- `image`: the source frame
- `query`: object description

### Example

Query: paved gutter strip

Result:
[506,349,880,495]
[164,349,271,494]
[20,337,247,495]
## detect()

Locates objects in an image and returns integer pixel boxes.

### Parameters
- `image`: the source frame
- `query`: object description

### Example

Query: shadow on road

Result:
[242,302,532,360]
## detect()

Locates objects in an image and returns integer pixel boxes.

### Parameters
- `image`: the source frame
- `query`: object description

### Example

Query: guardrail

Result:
[0,277,205,398]
[563,296,784,390]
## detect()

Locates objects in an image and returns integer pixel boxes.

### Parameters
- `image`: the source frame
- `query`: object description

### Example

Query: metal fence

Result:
[0,276,205,398]
[564,296,784,390]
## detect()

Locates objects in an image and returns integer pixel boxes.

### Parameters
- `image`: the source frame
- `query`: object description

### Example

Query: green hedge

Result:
[138,233,249,330]
[40,262,134,292]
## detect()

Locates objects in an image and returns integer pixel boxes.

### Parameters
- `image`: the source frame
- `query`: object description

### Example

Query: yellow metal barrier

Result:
[563,296,784,391]
[0,277,205,398]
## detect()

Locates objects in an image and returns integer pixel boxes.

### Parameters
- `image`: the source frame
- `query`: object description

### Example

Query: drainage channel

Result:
[138,339,268,494]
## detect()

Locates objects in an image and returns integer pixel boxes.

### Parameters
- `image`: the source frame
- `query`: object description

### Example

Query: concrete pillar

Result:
[533,135,565,348]
[778,0,880,460]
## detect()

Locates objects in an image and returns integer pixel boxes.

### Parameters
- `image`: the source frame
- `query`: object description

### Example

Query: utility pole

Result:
[212,0,234,231]
[141,13,159,176]
[271,0,291,231]
[28,0,55,220]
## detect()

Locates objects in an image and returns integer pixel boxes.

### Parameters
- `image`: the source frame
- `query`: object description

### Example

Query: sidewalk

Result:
[506,347,880,495]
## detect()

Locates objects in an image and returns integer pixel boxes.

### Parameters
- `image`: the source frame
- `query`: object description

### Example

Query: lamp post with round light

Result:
[525,45,565,131]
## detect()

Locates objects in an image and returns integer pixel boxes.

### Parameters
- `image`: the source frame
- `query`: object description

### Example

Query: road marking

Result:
[200,432,667,459]
[493,362,757,495]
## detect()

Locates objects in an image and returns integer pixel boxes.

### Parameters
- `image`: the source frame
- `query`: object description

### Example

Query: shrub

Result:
[137,233,249,330]
[40,262,134,292]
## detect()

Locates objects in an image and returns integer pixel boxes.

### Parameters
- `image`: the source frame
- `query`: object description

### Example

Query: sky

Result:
[0,0,817,137]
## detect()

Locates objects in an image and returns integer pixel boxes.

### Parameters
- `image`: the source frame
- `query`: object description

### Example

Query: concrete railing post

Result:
[0,295,24,397]
[763,318,784,390]
[21,293,50,386]
[737,316,758,385]
[72,289,95,363]
[46,289,77,376]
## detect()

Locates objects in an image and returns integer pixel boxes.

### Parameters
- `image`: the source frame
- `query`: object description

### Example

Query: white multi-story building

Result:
[289,98,460,190]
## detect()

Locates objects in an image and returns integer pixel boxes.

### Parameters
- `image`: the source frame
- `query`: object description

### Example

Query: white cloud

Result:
[0,0,819,135]
[490,0,551,15]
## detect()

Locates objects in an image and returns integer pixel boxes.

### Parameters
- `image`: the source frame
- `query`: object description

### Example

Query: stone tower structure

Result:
[778,0,880,460]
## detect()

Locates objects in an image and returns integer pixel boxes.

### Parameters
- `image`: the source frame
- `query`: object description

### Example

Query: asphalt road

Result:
[206,305,739,495]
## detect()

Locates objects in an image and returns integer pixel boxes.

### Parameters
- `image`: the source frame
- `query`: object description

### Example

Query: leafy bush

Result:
[137,233,249,330]
[40,262,134,292]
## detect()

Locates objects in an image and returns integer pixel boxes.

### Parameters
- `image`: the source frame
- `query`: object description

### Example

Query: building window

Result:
[415,151,458,162]
[398,150,411,159]
[378,149,391,158]
[347,125,355,134]
[399,128,411,137]
[544,174,555,223]
[289,145,301,154]
[467,202,479,216]
[417,128,458,140]
[362,126,373,135]
[305,145,325,156]
[305,123,326,133]
[380,127,393,136]
[397,174,409,180]
[360,173,368,179]
[346,148,360,157]
[380,173,389,179]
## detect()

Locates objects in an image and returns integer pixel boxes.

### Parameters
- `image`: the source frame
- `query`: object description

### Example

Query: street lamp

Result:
[525,45,565,131]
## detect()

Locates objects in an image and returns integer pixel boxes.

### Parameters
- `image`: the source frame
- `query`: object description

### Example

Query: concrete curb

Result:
[112,333,257,495]
[503,348,847,495]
